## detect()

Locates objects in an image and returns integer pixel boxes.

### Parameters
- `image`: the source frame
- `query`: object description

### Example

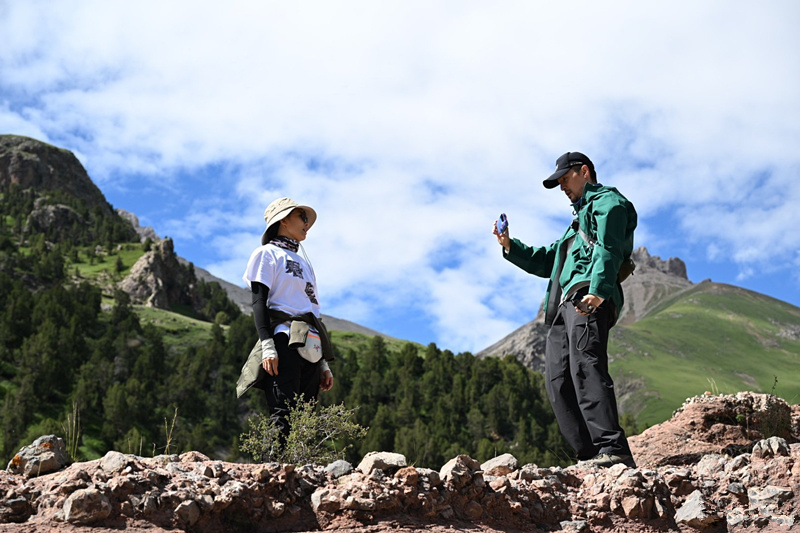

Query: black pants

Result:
[544,297,631,459]
[264,333,322,440]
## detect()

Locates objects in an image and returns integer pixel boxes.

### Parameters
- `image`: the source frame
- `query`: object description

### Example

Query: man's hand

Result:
[576,294,604,315]
[261,338,279,376]
[492,219,510,252]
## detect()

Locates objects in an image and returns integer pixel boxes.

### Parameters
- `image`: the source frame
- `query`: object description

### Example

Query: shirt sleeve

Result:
[504,238,559,279]
[242,247,276,290]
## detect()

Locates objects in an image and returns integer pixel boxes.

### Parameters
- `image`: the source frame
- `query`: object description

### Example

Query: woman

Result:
[242,197,334,440]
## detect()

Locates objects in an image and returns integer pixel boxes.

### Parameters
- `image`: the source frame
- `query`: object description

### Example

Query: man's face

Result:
[557,165,591,203]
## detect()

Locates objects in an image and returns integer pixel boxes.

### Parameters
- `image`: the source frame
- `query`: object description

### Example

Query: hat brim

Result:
[261,205,318,245]
[543,168,570,189]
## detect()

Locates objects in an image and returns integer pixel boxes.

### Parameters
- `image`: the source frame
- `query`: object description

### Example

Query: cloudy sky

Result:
[2,1,799,353]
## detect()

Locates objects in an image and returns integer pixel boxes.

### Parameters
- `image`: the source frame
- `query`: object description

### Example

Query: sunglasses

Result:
[295,209,309,224]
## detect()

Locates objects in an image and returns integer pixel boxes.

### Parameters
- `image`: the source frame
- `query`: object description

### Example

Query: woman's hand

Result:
[261,338,279,376]
[320,370,334,391]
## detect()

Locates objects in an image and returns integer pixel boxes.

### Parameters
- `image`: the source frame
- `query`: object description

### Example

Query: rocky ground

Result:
[2,391,799,533]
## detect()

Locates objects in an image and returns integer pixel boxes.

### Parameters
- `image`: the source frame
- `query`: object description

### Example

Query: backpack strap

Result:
[571,219,594,246]
[570,219,635,282]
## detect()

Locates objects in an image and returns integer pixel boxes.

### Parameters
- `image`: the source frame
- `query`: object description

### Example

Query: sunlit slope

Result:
[610,281,800,426]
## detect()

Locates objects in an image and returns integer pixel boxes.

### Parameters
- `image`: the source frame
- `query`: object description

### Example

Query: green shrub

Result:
[240,398,367,465]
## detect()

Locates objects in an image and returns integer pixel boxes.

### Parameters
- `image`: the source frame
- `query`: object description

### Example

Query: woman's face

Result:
[279,208,310,241]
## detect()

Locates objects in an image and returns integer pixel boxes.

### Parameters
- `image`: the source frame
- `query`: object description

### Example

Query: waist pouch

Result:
[288,320,323,363]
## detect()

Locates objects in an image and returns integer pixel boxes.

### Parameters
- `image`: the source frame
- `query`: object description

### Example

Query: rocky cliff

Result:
[1,392,798,532]
[119,238,200,309]
[475,247,692,373]
[0,135,137,246]
[0,135,111,215]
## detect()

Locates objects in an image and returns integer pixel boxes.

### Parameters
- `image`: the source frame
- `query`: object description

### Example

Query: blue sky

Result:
[2,1,799,353]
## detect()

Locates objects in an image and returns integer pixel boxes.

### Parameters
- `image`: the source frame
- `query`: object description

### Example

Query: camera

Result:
[570,292,596,314]
[496,213,508,234]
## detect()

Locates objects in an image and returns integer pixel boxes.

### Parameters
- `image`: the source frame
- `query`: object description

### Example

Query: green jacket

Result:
[504,183,637,325]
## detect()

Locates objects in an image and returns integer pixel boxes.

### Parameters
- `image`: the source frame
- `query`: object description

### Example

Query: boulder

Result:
[356,451,407,474]
[6,435,69,478]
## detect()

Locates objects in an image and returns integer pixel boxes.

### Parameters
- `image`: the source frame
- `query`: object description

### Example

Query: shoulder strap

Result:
[571,219,635,282]
[571,219,594,246]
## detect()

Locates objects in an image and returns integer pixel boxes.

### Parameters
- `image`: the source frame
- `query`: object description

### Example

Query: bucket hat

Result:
[261,197,317,245]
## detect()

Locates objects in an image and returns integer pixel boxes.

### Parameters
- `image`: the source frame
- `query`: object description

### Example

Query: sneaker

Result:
[578,453,637,469]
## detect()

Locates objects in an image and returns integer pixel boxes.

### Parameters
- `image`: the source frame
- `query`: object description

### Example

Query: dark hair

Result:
[588,165,597,183]
[265,221,280,243]
[575,164,597,183]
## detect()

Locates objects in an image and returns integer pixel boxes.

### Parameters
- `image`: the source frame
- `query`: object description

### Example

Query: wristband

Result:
[320,359,331,374]
[261,338,278,361]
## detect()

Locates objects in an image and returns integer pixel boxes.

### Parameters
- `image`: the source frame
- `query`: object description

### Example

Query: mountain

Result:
[476,247,800,427]
[119,196,393,339]
[0,135,112,214]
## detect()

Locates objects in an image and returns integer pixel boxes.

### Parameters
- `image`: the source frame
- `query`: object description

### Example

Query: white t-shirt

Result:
[242,244,321,336]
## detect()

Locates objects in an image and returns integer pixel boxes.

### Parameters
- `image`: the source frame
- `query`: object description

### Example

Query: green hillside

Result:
[610,281,800,425]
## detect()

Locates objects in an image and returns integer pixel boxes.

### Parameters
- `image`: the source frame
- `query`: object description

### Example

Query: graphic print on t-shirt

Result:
[305,282,318,304]
[285,260,304,279]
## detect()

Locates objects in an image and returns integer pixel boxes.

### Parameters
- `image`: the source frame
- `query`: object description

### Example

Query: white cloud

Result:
[2,0,800,351]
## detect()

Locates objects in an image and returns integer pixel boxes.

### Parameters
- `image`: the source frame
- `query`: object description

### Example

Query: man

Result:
[493,151,637,468]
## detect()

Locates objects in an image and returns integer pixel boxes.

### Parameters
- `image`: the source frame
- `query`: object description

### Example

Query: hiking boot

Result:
[578,453,637,469]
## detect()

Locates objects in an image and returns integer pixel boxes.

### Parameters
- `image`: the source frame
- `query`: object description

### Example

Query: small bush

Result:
[240,398,367,465]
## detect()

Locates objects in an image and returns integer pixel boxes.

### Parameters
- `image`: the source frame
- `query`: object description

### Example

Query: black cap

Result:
[543,152,594,189]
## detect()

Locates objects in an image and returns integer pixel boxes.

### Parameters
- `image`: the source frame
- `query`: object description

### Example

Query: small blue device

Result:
[497,213,508,234]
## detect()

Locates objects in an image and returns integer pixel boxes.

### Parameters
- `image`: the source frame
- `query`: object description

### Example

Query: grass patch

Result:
[134,305,214,350]
[330,330,425,357]
[610,283,800,425]
[68,244,145,279]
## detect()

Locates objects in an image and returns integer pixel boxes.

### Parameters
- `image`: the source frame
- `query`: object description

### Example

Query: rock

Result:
[560,520,590,533]
[675,490,720,528]
[0,392,799,533]
[630,392,794,468]
[119,238,193,309]
[747,485,793,508]
[394,466,418,487]
[695,454,728,476]
[174,500,200,526]
[416,467,441,487]
[62,488,112,525]
[311,487,341,513]
[752,436,789,459]
[356,451,407,474]
[117,208,159,243]
[0,497,32,524]
[179,451,211,462]
[100,451,133,473]
[6,435,69,478]
[324,459,353,478]
[440,455,481,489]
[463,500,482,520]
[0,135,115,214]
[481,453,518,476]
[25,203,85,236]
